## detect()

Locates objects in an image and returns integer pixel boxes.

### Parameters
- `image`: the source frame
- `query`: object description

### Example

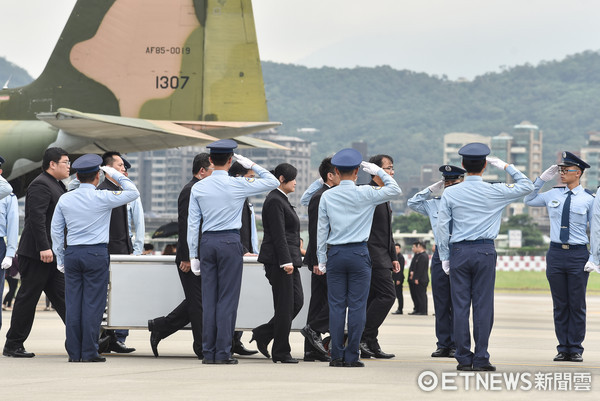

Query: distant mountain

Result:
[0,57,34,88]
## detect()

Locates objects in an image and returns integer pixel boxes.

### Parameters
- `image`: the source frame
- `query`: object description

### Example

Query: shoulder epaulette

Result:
[585,188,595,197]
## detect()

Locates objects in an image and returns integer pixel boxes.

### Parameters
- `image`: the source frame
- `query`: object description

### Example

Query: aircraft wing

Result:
[36,108,285,153]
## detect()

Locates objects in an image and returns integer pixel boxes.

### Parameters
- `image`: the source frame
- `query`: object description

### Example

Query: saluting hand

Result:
[361,161,382,176]
[100,165,120,178]
[233,153,255,169]
[540,165,558,182]
[486,157,508,170]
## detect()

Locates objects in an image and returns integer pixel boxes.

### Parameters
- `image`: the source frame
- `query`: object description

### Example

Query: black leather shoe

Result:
[359,342,375,358]
[449,348,456,358]
[300,325,328,356]
[304,351,331,362]
[329,358,345,367]
[371,347,395,359]
[250,333,270,359]
[431,347,450,358]
[232,340,258,356]
[215,358,238,364]
[473,364,496,371]
[3,347,35,358]
[569,353,583,362]
[202,359,215,364]
[457,364,472,371]
[391,309,403,315]
[148,320,161,358]
[82,356,106,362]
[345,360,365,367]
[109,340,135,353]
[553,352,570,362]
[273,357,299,364]
[98,334,111,354]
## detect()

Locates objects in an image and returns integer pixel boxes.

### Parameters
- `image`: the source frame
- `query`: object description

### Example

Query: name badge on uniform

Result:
[245,177,255,183]
[112,190,123,195]
[549,200,560,208]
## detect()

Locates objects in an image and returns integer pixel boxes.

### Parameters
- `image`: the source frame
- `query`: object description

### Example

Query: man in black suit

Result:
[301,157,339,362]
[360,155,400,359]
[3,148,70,358]
[96,151,135,354]
[408,241,429,315]
[391,243,405,314]
[148,153,211,358]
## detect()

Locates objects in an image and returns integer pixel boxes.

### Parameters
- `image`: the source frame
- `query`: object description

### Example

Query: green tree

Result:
[499,214,544,247]
[392,213,431,234]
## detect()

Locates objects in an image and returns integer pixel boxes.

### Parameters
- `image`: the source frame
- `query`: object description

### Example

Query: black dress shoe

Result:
[345,360,365,367]
[391,309,403,315]
[202,359,215,364]
[273,357,299,364]
[431,347,450,358]
[3,347,35,358]
[371,347,395,359]
[304,351,331,362]
[553,352,570,362]
[300,325,328,356]
[457,364,472,371]
[214,358,238,364]
[249,333,270,359]
[109,341,135,354]
[359,342,375,358]
[232,341,258,356]
[473,364,496,371]
[82,356,106,362]
[569,353,583,362]
[449,348,456,358]
[329,358,345,367]
[148,320,161,358]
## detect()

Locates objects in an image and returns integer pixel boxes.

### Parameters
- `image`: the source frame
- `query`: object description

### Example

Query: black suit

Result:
[239,199,255,254]
[5,171,67,350]
[363,193,397,344]
[302,184,330,352]
[391,253,405,312]
[152,177,203,357]
[409,251,429,314]
[254,189,304,361]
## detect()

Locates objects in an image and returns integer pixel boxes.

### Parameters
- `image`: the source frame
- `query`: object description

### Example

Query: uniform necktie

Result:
[560,191,572,243]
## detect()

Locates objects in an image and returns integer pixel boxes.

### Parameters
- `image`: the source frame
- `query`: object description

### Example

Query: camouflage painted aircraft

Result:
[0,0,282,196]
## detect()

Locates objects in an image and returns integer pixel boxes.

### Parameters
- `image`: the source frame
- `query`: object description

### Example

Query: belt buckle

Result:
[561,244,569,250]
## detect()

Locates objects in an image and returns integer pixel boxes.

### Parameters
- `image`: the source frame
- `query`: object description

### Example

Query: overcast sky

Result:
[2,0,600,80]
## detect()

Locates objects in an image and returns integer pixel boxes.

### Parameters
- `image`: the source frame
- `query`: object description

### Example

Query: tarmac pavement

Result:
[1,292,600,400]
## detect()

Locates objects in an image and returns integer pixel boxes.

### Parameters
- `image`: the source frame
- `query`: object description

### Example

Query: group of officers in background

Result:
[1,139,599,368]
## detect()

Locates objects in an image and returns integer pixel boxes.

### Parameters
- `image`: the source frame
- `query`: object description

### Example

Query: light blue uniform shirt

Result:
[300,178,323,206]
[51,172,140,266]
[187,165,279,259]
[0,176,12,201]
[407,188,440,242]
[437,165,534,261]
[128,197,145,255]
[588,194,600,264]
[317,170,401,264]
[0,194,19,258]
[524,178,593,245]
[248,202,259,253]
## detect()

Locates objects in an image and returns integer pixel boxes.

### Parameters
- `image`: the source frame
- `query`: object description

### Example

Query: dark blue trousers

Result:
[64,244,109,361]
[431,249,454,349]
[449,242,496,367]
[200,231,243,361]
[0,239,5,331]
[546,246,589,354]
[326,243,371,363]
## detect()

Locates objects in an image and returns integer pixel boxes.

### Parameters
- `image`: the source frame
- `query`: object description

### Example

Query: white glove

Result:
[100,165,120,178]
[361,161,382,176]
[57,264,65,273]
[233,153,254,169]
[442,260,450,275]
[540,165,558,182]
[486,157,508,170]
[1,256,12,269]
[318,262,327,274]
[427,180,444,194]
[191,259,201,276]
[584,261,598,273]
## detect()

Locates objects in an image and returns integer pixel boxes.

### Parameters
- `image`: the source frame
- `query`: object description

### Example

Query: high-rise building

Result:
[580,132,600,190]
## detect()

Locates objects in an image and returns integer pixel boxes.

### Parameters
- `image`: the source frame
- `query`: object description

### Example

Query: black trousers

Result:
[152,264,203,357]
[412,281,428,314]
[394,279,404,312]
[3,276,19,307]
[5,255,66,350]
[363,268,396,341]
[304,272,329,352]
[253,265,303,360]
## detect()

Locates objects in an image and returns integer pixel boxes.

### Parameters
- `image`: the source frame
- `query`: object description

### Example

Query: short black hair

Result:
[395,243,402,249]
[369,154,393,168]
[42,147,68,171]
[462,158,486,174]
[77,171,98,183]
[101,151,122,167]
[210,152,233,166]
[318,157,335,182]
[229,161,249,177]
[273,163,297,183]
[143,243,154,251]
[192,153,211,175]
[413,240,426,249]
